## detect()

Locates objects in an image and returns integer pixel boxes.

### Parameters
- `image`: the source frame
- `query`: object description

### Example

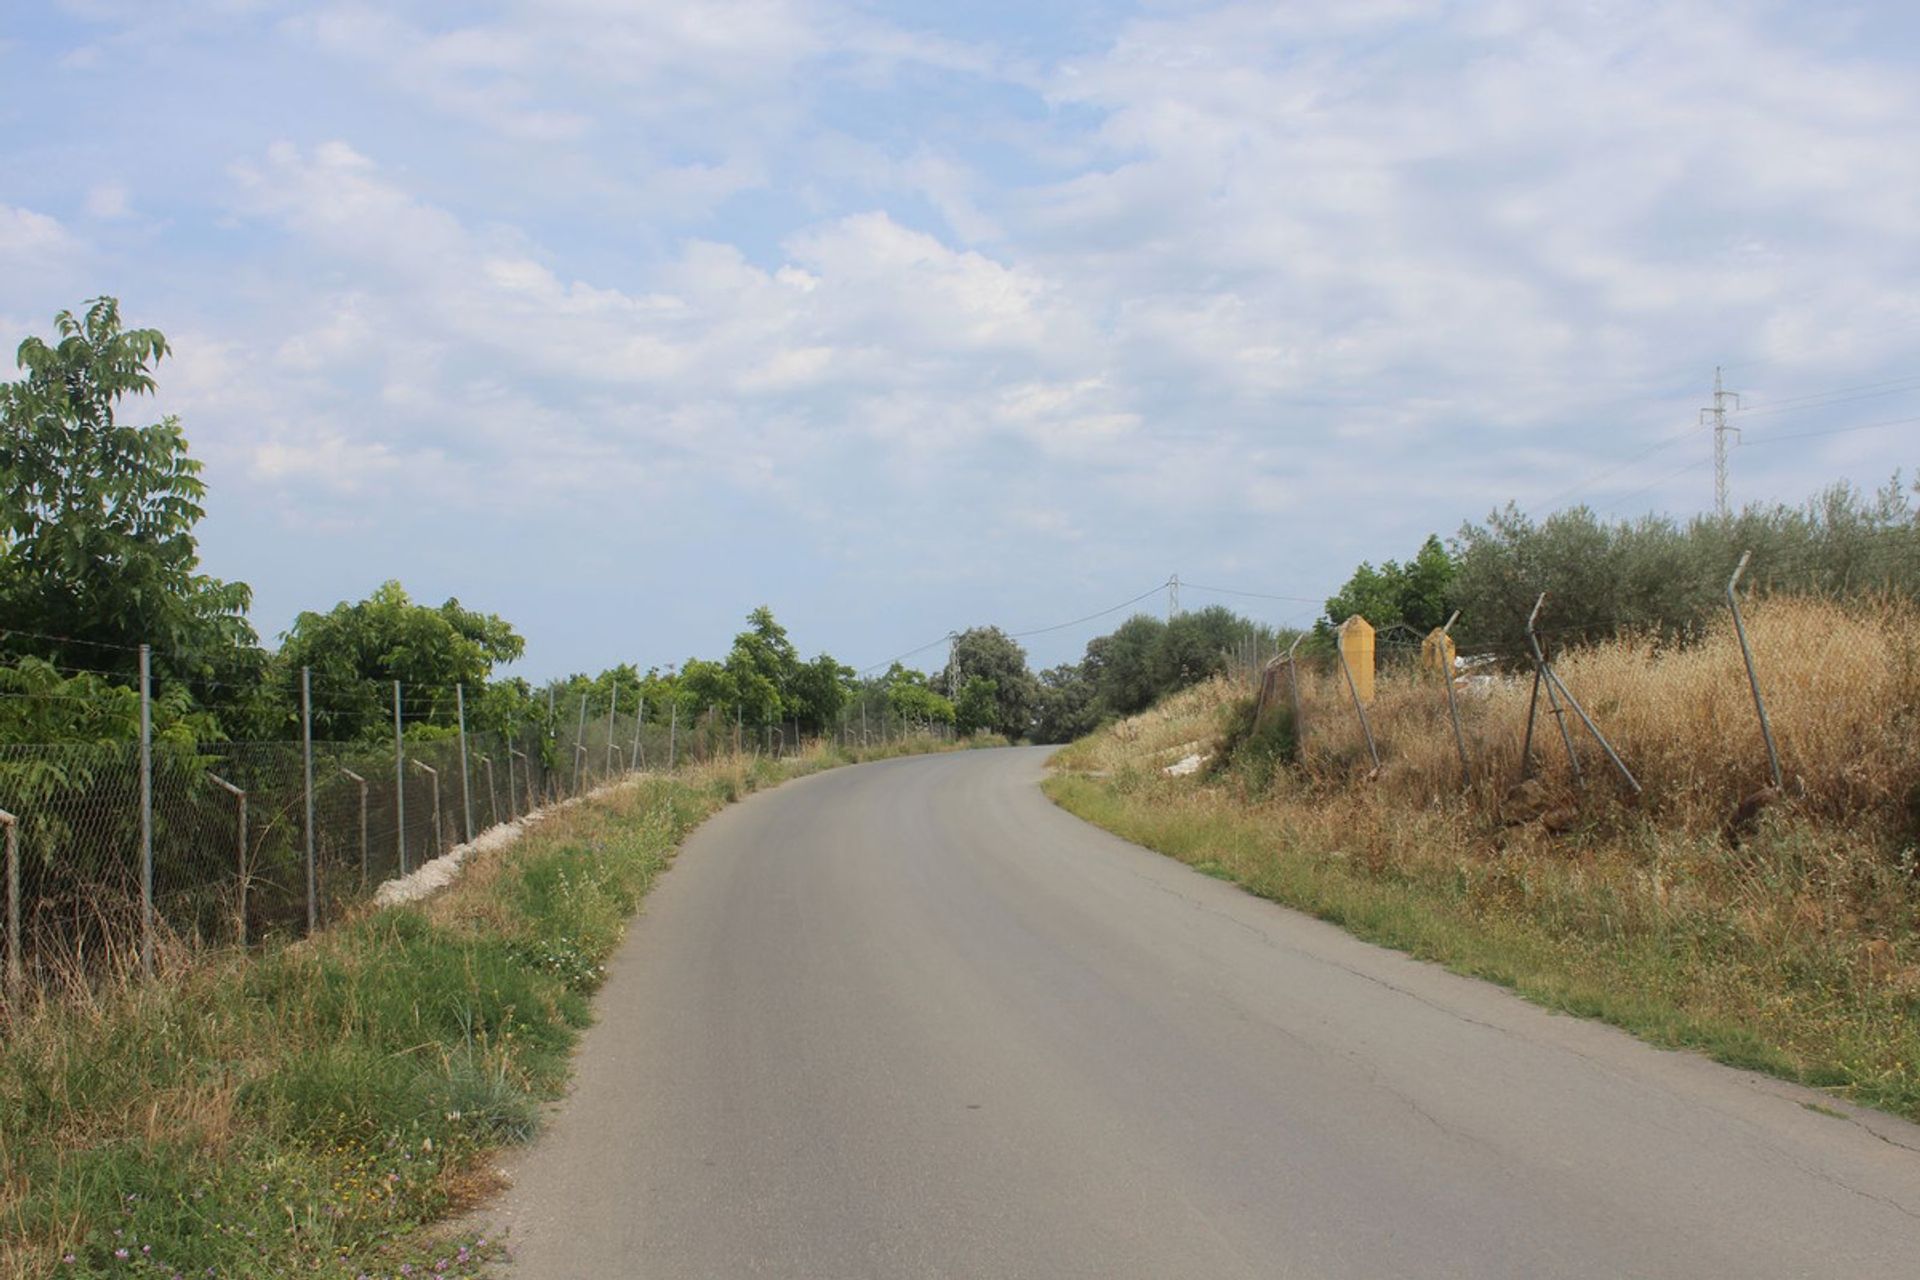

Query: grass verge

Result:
[1046,699,1920,1125]
[0,736,983,1279]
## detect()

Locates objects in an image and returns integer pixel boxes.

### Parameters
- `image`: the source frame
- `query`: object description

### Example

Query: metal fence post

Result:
[1283,632,1306,744]
[3,809,19,1001]
[571,693,589,794]
[633,696,646,770]
[504,740,517,821]
[1527,594,1640,793]
[1727,550,1784,790]
[484,754,499,829]
[208,774,248,946]
[301,666,316,933]
[1525,595,1583,784]
[413,760,442,855]
[456,684,475,844]
[340,768,368,888]
[394,681,408,876]
[139,643,153,977]
[668,700,678,771]
[510,745,533,813]
[605,687,619,780]
[1440,610,1470,787]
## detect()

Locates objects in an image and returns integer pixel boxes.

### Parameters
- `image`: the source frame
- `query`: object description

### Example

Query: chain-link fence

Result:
[0,676,968,1005]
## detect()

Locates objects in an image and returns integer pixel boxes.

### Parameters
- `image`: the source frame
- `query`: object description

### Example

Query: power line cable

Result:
[1739,412,1920,447]
[1182,583,1325,607]
[1005,582,1170,639]
[1733,372,1920,417]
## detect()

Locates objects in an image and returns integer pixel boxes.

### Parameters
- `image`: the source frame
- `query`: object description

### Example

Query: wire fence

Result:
[1243,548,1920,837]
[0,674,955,1006]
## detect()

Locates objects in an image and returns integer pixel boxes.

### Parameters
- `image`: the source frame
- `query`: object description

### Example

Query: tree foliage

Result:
[274,581,525,741]
[1449,480,1920,650]
[1320,534,1455,635]
[944,627,1036,739]
[0,299,258,693]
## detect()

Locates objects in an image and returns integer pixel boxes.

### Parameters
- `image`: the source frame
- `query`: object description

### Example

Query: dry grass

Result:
[1050,596,1920,1120]
[1276,595,1920,838]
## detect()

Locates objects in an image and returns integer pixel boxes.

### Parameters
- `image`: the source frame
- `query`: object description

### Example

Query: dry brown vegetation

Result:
[1050,594,1920,1118]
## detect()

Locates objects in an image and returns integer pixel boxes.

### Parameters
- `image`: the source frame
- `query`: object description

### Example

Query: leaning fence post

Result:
[1528,594,1641,793]
[633,696,646,770]
[3,808,19,1001]
[208,774,248,946]
[456,684,475,844]
[139,643,153,978]
[413,760,442,854]
[1333,619,1381,772]
[1524,594,1583,784]
[1283,632,1307,745]
[483,754,499,829]
[510,745,530,816]
[1727,550,1784,790]
[1520,661,1541,774]
[301,666,316,933]
[571,694,589,795]
[668,700,679,771]
[1439,610,1470,787]
[394,681,408,876]
[340,768,368,888]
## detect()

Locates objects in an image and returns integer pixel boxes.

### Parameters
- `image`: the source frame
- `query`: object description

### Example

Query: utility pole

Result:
[1703,366,1741,518]
[1168,573,1180,622]
[945,631,959,702]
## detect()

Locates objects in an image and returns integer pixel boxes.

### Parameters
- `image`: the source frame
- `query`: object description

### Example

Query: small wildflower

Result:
[115,1248,130,1260]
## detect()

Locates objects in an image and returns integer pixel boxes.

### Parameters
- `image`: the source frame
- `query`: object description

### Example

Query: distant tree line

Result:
[1317,479,1918,659]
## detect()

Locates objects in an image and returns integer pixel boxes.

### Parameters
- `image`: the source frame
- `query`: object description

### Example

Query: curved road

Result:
[490,747,1920,1277]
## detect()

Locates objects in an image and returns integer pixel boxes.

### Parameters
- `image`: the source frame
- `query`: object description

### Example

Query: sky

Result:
[2,0,1917,681]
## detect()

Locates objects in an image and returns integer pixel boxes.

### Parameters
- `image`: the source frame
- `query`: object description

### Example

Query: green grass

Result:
[0,737,972,1279]
[1044,769,1920,1124]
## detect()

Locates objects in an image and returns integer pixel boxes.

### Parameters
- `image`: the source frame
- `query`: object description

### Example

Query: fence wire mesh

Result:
[0,684,928,1004]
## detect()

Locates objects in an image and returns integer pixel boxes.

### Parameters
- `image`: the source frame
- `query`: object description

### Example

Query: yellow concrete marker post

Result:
[1339,615,1376,704]
[1421,627,1456,681]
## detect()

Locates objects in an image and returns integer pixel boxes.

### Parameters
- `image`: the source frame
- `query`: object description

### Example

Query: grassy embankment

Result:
[1047,596,1920,1120]
[0,733,983,1280]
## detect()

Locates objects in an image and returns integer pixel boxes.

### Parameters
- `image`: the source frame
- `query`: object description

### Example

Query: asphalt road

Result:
[489,746,1920,1278]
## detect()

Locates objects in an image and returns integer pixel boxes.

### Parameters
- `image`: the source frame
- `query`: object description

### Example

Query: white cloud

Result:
[0,204,77,259]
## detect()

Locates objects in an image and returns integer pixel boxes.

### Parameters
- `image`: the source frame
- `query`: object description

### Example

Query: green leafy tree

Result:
[788,652,854,733]
[0,297,259,698]
[273,581,524,740]
[954,676,999,736]
[1089,615,1166,717]
[720,606,799,725]
[887,678,955,727]
[1320,534,1456,634]
[1031,662,1100,743]
[944,626,1037,739]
